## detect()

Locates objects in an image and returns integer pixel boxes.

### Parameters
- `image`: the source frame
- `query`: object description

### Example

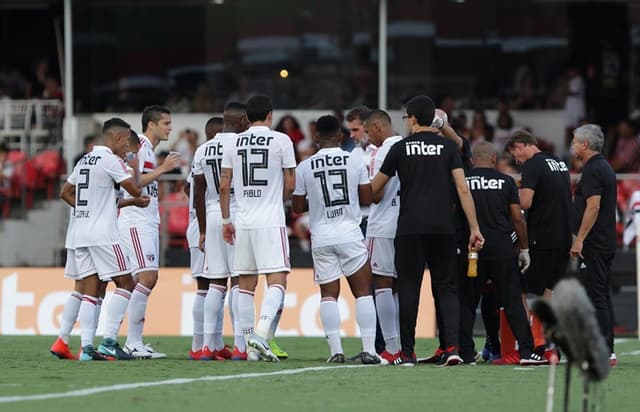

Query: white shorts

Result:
[75,244,130,281]
[366,237,396,278]
[312,240,368,285]
[233,227,290,275]
[64,248,79,279]
[119,224,160,275]
[190,247,207,278]
[205,209,235,278]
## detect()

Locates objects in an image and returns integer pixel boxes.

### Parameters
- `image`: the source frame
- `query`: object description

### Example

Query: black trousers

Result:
[578,248,615,354]
[458,258,534,360]
[395,234,458,355]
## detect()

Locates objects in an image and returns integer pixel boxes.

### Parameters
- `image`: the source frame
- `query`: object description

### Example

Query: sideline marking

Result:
[0,365,367,404]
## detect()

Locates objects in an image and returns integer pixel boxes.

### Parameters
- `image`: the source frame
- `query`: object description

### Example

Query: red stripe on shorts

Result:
[130,228,146,268]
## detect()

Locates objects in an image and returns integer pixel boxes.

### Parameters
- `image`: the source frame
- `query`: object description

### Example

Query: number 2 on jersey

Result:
[76,168,90,206]
[238,148,268,186]
[313,169,349,207]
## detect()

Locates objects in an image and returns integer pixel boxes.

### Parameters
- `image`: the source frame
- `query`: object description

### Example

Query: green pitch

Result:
[1,336,639,412]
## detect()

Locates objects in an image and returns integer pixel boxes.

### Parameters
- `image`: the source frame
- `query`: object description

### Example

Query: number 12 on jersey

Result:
[313,169,349,207]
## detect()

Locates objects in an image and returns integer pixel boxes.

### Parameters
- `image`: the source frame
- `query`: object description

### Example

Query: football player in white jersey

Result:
[118,105,180,359]
[59,118,144,361]
[219,95,296,362]
[362,110,403,363]
[292,115,382,364]
[188,116,229,361]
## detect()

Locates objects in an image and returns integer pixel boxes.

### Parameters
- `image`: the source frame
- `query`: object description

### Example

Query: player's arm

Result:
[184,180,190,197]
[519,188,534,210]
[292,195,308,213]
[138,153,181,187]
[118,196,150,208]
[452,167,484,250]
[194,174,207,249]
[60,182,75,207]
[219,166,235,244]
[283,167,295,201]
[570,195,601,258]
[371,172,390,199]
[509,204,528,250]
[440,123,464,149]
[358,183,373,207]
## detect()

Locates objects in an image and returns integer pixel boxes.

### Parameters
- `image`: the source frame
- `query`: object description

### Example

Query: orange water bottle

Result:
[467,247,478,278]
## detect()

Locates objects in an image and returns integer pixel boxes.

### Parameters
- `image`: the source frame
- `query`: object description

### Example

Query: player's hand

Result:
[431,109,448,129]
[199,233,206,252]
[570,238,583,259]
[126,153,139,171]
[518,248,530,274]
[160,153,181,173]
[222,223,235,245]
[132,195,151,208]
[468,229,485,251]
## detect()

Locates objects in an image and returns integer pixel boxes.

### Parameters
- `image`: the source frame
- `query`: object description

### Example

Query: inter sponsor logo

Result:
[310,154,349,170]
[466,176,505,190]
[545,158,568,172]
[405,141,444,156]
[204,142,224,156]
[236,134,273,147]
[77,155,102,166]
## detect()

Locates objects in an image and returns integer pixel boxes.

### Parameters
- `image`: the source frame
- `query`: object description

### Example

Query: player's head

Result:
[505,129,537,164]
[346,105,371,145]
[363,109,392,147]
[404,95,435,129]
[102,117,131,156]
[246,95,273,126]
[471,141,498,167]
[142,105,172,142]
[315,115,341,147]
[223,101,249,133]
[572,124,604,160]
[205,117,223,140]
[128,129,141,154]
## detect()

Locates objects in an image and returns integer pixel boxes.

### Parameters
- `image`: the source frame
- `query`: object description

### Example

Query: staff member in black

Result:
[371,95,484,366]
[459,142,547,365]
[570,124,618,366]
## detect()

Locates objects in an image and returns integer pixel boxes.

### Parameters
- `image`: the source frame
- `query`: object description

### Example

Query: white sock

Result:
[237,289,255,347]
[126,283,150,346]
[59,291,82,344]
[79,295,98,348]
[204,284,226,350]
[267,292,285,340]
[393,292,399,321]
[192,289,206,352]
[319,298,343,356]
[256,285,285,339]
[104,288,131,341]
[94,297,103,335]
[375,288,400,354]
[355,295,377,355]
[231,285,245,351]
[214,291,226,350]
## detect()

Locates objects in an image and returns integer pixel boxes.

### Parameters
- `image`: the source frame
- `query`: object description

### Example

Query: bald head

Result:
[471,141,498,167]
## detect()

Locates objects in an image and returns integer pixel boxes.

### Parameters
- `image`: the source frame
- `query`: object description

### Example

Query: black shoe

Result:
[436,351,463,367]
[359,352,382,365]
[392,352,417,367]
[327,353,345,363]
[417,348,446,364]
[519,352,549,366]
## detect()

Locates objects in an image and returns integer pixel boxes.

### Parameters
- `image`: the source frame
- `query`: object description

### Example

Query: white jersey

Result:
[64,207,76,249]
[191,132,238,212]
[367,136,402,238]
[118,134,160,226]
[68,145,131,247]
[352,144,376,218]
[294,147,369,248]
[221,125,296,229]
[186,172,199,248]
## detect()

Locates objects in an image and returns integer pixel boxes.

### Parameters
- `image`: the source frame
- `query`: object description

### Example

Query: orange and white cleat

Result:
[50,337,77,360]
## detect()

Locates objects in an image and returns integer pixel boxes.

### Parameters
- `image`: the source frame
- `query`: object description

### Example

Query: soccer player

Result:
[219,95,296,362]
[459,142,546,365]
[59,118,143,361]
[119,105,180,359]
[361,110,403,362]
[192,110,244,360]
[371,95,484,366]
[506,129,573,359]
[293,115,381,364]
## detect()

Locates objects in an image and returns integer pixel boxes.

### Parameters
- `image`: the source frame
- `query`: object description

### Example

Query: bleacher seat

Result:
[164,192,189,249]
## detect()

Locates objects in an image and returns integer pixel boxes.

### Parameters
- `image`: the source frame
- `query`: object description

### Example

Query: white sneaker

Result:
[247,334,279,362]
[123,343,152,359]
[143,343,167,359]
[247,348,262,362]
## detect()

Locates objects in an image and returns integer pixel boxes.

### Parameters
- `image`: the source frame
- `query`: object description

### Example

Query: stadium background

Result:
[0,0,639,338]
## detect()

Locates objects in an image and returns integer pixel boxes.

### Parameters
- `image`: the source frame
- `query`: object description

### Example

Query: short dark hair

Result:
[246,95,273,123]
[129,129,140,147]
[103,117,130,134]
[224,101,246,112]
[205,117,223,130]
[364,109,391,125]
[346,105,371,123]
[83,134,95,147]
[315,115,341,140]
[141,105,171,132]
[405,95,435,126]
[505,129,537,150]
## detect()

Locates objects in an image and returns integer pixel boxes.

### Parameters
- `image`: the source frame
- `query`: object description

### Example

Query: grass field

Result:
[1,336,639,412]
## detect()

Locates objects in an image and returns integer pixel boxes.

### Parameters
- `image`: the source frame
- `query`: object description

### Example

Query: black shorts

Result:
[522,248,569,295]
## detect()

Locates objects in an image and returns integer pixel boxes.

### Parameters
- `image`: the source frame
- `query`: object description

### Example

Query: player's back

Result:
[72,146,129,247]
[222,125,296,228]
[297,147,368,248]
[192,132,237,211]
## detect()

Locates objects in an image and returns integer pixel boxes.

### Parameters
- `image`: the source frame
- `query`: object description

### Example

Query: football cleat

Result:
[50,337,77,360]
[200,346,225,361]
[326,353,345,363]
[520,353,549,366]
[379,350,400,364]
[123,343,153,359]
[231,346,247,361]
[214,345,233,360]
[350,352,381,365]
[392,352,417,367]
[436,347,463,367]
[247,348,262,361]
[247,335,279,362]
[98,339,134,360]
[417,347,445,364]
[79,345,114,361]
[491,351,521,365]
[269,339,289,359]
[143,343,167,359]
[189,350,202,360]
